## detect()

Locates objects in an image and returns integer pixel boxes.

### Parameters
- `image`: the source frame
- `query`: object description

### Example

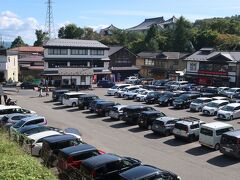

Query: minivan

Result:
[199,122,233,150]
[62,92,86,107]
[220,129,240,158]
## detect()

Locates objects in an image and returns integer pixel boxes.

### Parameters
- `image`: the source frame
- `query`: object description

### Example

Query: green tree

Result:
[82,27,100,40]
[10,36,26,48]
[58,24,84,39]
[33,30,48,46]
[144,25,160,51]
[193,30,219,50]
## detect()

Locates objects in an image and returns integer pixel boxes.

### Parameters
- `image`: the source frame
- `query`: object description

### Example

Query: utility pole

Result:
[45,0,55,39]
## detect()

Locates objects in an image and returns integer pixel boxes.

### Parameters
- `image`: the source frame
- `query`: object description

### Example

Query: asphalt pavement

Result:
[8,87,240,180]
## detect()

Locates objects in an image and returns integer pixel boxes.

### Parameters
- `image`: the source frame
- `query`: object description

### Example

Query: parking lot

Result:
[11,87,240,180]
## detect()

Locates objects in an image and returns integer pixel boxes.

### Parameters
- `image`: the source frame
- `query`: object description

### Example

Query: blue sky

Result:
[0,0,239,44]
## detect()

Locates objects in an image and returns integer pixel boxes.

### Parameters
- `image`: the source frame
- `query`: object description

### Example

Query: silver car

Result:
[217,103,240,120]
[109,105,127,120]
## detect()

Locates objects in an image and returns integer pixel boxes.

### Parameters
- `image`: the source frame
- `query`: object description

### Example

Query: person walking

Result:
[39,87,43,97]
[45,86,49,96]
[3,94,7,105]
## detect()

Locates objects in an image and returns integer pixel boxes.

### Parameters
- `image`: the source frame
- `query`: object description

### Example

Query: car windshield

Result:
[148,92,156,96]
[111,86,118,89]
[206,102,218,107]
[12,120,25,128]
[176,95,188,101]
[221,105,235,112]
[192,99,203,104]
[228,89,237,93]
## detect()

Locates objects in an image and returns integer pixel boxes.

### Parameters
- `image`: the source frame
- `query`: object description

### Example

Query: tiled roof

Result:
[128,17,165,31]
[137,52,161,58]
[18,55,43,62]
[138,51,189,59]
[108,46,124,56]
[44,39,109,49]
[10,46,44,52]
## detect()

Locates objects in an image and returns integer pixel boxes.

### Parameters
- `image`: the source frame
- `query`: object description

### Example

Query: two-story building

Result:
[0,48,18,82]
[109,46,139,81]
[136,51,189,80]
[43,39,110,88]
[184,48,240,87]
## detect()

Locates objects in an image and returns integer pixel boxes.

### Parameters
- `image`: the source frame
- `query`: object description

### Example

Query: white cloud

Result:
[0,10,41,44]
[87,24,109,32]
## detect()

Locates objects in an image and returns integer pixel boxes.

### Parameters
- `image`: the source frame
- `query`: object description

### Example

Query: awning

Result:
[111,66,140,71]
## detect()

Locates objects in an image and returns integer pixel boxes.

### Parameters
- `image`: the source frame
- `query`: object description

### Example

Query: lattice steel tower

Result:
[45,0,55,39]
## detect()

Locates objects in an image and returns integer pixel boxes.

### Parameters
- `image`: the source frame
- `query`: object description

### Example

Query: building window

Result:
[48,48,68,55]
[189,62,197,71]
[228,65,236,72]
[81,76,86,82]
[48,62,67,68]
[90,50,104,56]
[71,49,88,55]
[144,59,155,66]
[115,58,130,64]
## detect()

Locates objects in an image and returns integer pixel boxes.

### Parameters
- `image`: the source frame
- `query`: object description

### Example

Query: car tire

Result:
[105,112,109,117]
[198,108,202,112]
[72,102,77,107]
[114,92,118,96]
[84,106,88,110]
[229,116,233,121]
[147,124,152,130]
[189,135,195,142]
[214,143,220,150]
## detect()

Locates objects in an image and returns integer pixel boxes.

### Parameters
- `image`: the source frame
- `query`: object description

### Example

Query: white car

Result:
[202,100,229,116]
[109,105,128,120]
[107,84,131,96]
[135,90,153,102]
[123,89,144,99]
[222,88,240,98]
[169,81,188,90]
[116,86,141,98]
[217,103,240,120]
[23,130,62,156]
[62,92,86,107]
[189,97,212,112]
[125,76,138,84]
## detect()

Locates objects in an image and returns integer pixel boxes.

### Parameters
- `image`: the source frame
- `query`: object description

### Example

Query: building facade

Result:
[136,52,188,80]
[184,48,240,87]
[109,46,139,81]
[43,39,110,88]
[0,48,18,82]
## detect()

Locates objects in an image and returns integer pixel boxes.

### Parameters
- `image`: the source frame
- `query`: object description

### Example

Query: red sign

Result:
[198,70,227,75]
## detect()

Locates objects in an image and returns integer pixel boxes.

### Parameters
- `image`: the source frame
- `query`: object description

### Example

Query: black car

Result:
[201,86,218,95]
[20,82,38,89]
[138,111,166,129]
[119,165,181,180]
[158,91,185,106]
[95,101,118,116]
[122,105,156,124]
[89,99,106,112]
[52,89,69,101]
[78,94,99,110]
[172,93,200,109]
[41,134,83,167]
[97,80,115,88]
[144,91,164,104]
[77,153,141,180]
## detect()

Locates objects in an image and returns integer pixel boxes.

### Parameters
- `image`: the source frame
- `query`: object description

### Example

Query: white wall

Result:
[186,61,199,73]
[6,55,18,82]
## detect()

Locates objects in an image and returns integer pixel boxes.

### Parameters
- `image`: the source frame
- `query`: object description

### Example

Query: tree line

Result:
[10,15,240,53]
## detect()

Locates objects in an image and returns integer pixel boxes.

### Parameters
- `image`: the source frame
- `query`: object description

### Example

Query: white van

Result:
[199,122,233,150]
[0,105,35,120]
[62,92,86,107]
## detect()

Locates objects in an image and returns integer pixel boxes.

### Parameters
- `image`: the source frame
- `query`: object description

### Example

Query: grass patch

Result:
[0,129,56,180]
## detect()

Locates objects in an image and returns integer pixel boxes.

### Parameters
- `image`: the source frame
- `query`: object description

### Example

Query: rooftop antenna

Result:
[45,0,55,39]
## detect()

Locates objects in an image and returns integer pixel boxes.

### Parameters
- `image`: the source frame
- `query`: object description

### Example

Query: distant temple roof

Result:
[99,24,120,36]
[127,16,177,32]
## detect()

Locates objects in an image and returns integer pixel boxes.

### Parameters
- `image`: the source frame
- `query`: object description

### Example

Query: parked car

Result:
[151,117,179,136]
[107,84,131,96]
[217,87,229,94]
[97,80,115,88]
[122,105,156,124]
[119,165,181,180]
[123,89,144,100]
[172,117,205,142]
[138,111,166,129]
[20,82,38,89]
[89,99,106,112]
[220,129,240,158]
[199,122,233,150]
[77,153,141,180]
[181,83,197,91]
[232,93,240,103]
[158,91,185,106]
[62,92,86,107]
[203,86,218,95]
[0,105,35,120]
[150,80,170,90]
[117,86,141,98]
[0,113,34,127]
[23,130,62,156]
[144,91,164,104]
[78,94,99,110]
[169,81,188,90]
[41,134,83,167]
[217,103,240,120]
[52,89,69,102]
[202,100,229,116]
[109,105,127,120]
[172,94,201,109]
[135,90,153,102]
[95,101,118,117]
[221,88,240,98]
[57,144,105,175]
[125,76,138,84]
[189,97,212,112]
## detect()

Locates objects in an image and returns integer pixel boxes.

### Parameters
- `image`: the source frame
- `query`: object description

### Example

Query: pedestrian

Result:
[3,94,7,105]
[39,87,43,97]
[45,86,49,96]
[16,82,21,93]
